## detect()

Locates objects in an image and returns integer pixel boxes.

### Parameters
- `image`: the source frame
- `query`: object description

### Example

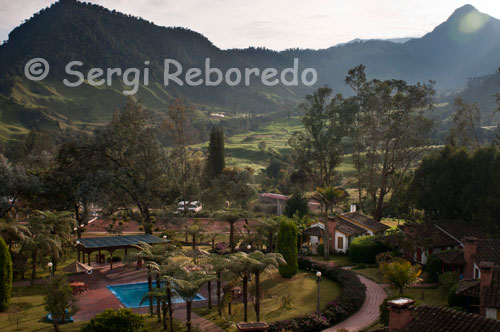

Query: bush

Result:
[269,257,366,332]
[81,309,148,332]
[447,284,462,307]
[425,255,441,283]
[317,243,324,256]
[348,236,384,264]
[44,274,79,330]
[439,271,459,292]
[277,217,298,278]
[0,237,12,311]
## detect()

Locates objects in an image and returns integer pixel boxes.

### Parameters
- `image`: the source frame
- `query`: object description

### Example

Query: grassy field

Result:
[195,270,341,331]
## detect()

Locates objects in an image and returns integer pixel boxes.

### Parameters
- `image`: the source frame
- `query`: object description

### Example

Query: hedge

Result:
[348,236,384,264]
[277,217,298,278]
[81,309,148,332]
[0,237,12,311]
[268,257,366,332]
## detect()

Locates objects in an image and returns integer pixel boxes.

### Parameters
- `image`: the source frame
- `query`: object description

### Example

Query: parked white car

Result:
[177,201,203,213]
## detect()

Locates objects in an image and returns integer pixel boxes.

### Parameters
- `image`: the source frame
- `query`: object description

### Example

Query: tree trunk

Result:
[217,273,222,317]
[192,235,196,249]
[243,274,248,322]
[269,232,273,252]
[162,299,167,330]
[323,209,330,260]
[255,272,261,322]
[148,274,154,316]
[186,301,192,332]
[31,250,37,285]
[230,222,235,253]
[52,322,60,332]
[167,284,174,332]
[207,280,212,310]
[156,276,161,322]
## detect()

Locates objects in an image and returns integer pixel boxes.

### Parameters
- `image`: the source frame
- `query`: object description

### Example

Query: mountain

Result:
[1,1,500,143]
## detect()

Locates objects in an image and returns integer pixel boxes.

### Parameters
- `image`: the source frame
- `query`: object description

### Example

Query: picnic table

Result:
[70,282,88,295]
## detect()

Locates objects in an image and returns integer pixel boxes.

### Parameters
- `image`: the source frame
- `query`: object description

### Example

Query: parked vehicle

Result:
[177,201,203,213]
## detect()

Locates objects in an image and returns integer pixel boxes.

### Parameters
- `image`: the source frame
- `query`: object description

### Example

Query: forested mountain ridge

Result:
[1,1,500,143]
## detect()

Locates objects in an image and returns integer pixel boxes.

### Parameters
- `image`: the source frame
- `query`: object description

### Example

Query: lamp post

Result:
[316,271,322,314]
[76,240,80,262]
[247,244,252,252]
[48,262,53,281]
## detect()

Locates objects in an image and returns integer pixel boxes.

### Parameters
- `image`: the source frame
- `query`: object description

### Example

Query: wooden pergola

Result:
[75,234,167,269]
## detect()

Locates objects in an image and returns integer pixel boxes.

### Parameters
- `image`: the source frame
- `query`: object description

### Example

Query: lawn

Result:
[354,268,388,284]
[310,254,353,267]
[0,284,188,332]
[396,287,449,307]
[195,270,341,331]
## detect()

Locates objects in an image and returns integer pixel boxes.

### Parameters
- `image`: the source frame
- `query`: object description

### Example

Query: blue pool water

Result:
[107,281,205,308]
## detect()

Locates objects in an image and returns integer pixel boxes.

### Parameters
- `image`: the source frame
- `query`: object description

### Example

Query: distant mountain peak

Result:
[448,4,480,21]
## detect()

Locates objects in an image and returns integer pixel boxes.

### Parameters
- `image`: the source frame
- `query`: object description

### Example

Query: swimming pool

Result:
[107,281,205,308]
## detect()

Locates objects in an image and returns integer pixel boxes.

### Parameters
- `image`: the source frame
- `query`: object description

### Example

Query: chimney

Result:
[387,298,415,331]
[479,262,494,317]
[463,237,478,279]
[350,204,356,213]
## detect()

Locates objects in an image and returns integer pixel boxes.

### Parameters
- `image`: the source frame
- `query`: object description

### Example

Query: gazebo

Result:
[75,234,167,269]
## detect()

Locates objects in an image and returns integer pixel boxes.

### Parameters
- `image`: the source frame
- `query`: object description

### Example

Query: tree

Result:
[94,98,169,234]
[0,237,12,311]
[208,167,257,209]
[247,250,285,322]
[44,274,79,332]
[312,186,347,260]
[276,217,298,278]
[380,260,421,295]
[206,126,225,179]
[284,192,309,219]
[289,86,346,187]
[186,223,204,249]
[81,309,147,332]
[0,155,32,219]
[0,218,30,252]
[215,210,243,253]
[345,65,435,221]
[164,261,215,332]
[448,97,481,149]
[256,217,280,252]
[207,254,231,317]
[228,252,252,322]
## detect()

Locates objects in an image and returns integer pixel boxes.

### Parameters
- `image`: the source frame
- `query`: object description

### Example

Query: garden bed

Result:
[268,257,366,332]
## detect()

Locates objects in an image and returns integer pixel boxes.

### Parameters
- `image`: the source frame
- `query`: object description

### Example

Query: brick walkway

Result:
[323,274,387,332]
[173,304,225,332]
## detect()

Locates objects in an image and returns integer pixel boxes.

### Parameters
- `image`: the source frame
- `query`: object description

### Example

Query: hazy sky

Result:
[1,0,500,50]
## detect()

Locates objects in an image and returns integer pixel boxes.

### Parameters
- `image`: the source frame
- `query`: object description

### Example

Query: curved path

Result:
[323,274,387,332]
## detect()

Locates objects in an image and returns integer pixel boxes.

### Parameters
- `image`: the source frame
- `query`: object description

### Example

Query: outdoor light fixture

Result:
[163,235,167,239]
[48,262,53,280]
[80,224,84,228]
[247,244,252,250]
[316,271,322,313]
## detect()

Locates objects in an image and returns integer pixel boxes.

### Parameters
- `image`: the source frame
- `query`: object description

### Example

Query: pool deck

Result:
[69,263,214,321]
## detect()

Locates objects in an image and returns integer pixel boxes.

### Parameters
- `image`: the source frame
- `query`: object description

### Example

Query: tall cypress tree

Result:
[206,126,225,179]
[0,237,12,311]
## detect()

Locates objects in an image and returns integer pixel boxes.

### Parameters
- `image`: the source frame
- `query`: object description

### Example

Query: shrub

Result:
[0,237,12,311]
[81,309,148,332]
[424,255,441,283]
[439,271,459,292]
[317,243,324,256]
[277,217,298,277]
[44,274,79,331]
[376,252,394,265]
[447,284,462,307]
[348,236,384,264]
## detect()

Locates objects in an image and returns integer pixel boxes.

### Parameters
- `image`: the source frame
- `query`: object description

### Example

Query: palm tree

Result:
[216,210,243,253]
[207,254,231,317]
[247,250,285,321]
[228,252,252,322]
[204,231,219,250]
[164,261,215,332]
[256,218,280,252]
[312,186,348,259]
[185,223,204,249]
[0,218,31,251]
[380,260,421,294]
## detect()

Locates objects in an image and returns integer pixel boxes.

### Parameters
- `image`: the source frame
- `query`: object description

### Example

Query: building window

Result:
[337,237,344,249]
